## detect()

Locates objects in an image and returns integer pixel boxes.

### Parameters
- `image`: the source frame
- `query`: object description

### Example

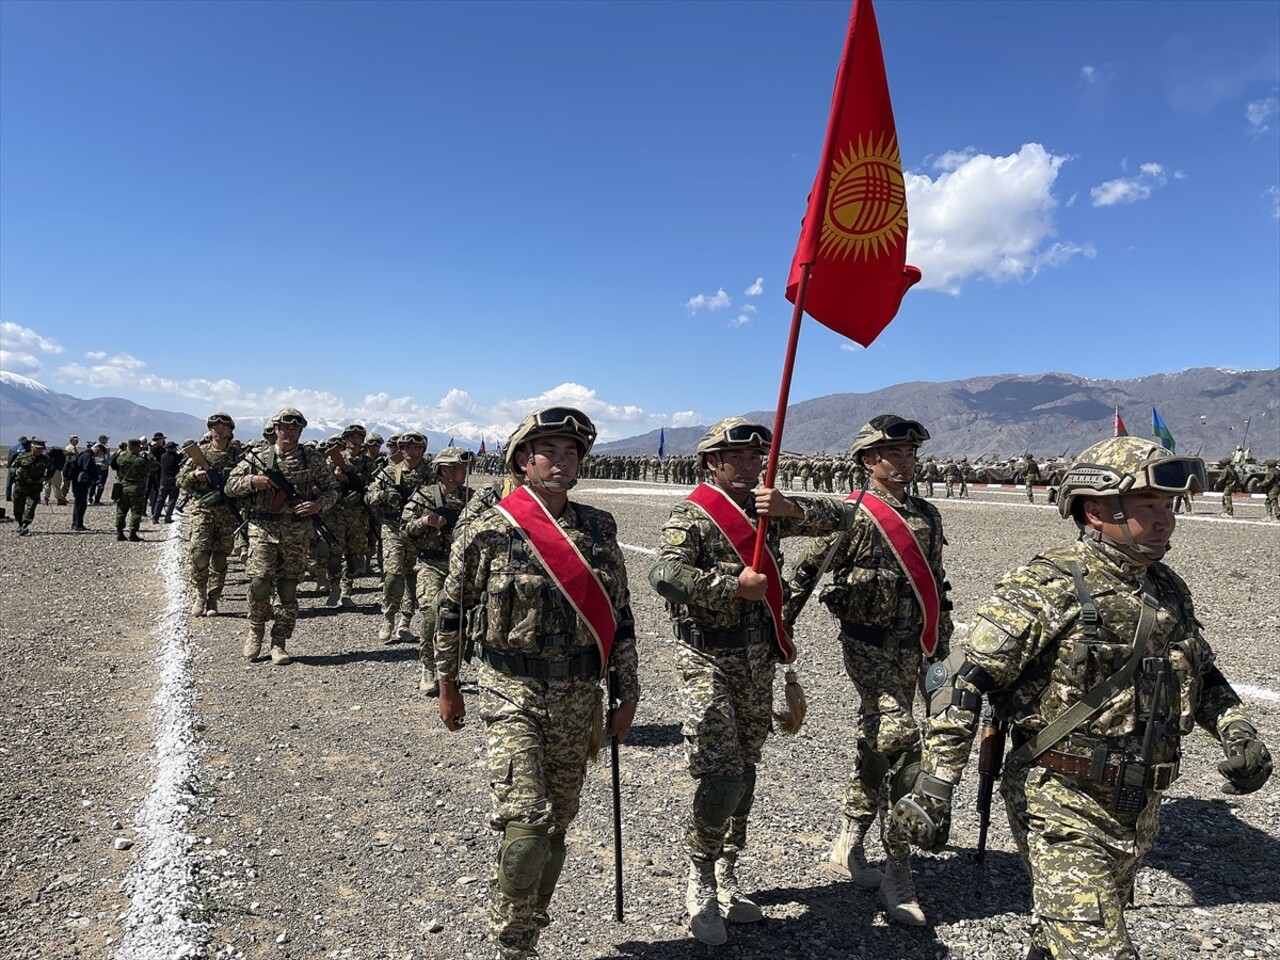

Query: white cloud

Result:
[904,143,1093,295]
[1090,161,1173,207]
[839,343,863,353]
[728,313,752,329]
[1246,96,1279,136]
[1081,65,1096,83]
[0,321,64,375]
[85,350,107,360]
[670,410,701,428]
[684,288,731,312]
[744,277,764,296]
[1267,186,1280,220]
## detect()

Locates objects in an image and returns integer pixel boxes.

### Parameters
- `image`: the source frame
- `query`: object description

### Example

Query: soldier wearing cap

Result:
[178,413,243,616]
[112,437,159,541]
[366,431,432,643]
[889,437,1272,960]
[224,407,339,664]
[325,424,375,607]
[434,407,638,960]
[648,416,862,946]
[786,414,953,926]
[402,446,475,695]
[10,438,54,536]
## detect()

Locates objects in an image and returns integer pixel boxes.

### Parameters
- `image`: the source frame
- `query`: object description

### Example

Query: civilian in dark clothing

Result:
[71,444,105,530]
[7,437,30,502]
[153,442,183,523]
[91,435,111,503]
[147,433,167,517]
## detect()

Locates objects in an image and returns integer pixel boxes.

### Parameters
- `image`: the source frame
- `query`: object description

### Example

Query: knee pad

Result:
[889,744,923,804]
[694,774,747,828]
[192,550,211,573]
[276,578,298,606]
[538,833,568,899]
[249,577,273,603]
[497,822,550,897]
[210,552,228,574]
[857,739,891,790]
[731,764,757,818]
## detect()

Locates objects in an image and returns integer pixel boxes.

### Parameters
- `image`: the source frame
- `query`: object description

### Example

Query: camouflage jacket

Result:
[652,489,855,633]
[365,460,432,527]
[434,499,640,702]
[10,452,55,488]
[113,452,159,489]
[223,445,339,535]
[923,538,1250,785]
[177,440,243,513]
[401,481,473,560]
[786,488,953,654]
[333,445,375,509]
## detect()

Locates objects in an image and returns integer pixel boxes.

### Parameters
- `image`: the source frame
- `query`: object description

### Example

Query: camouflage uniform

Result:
[787,487,952,863]
[10,448,55,533]
[434,500,638,959]
[224,441,338,657]
[113,449,159,537]
[1262,459,1279,520]
[329,437,376,604]
[366,458,433,633]
[177,437,243,612]
[1217,459,1241,516]
[892,437,1271,960]
[1023,455,1041,503]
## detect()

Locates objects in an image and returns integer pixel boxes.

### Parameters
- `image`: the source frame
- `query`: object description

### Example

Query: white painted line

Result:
[619,541,658,556]
[1236,683,1280,704]
[115,529,201,960]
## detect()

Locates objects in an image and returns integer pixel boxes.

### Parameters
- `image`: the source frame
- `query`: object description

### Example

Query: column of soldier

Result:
[157,405,1275,960]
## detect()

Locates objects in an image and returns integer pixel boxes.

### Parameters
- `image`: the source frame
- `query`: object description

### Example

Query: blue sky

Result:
[2,0,1277,441]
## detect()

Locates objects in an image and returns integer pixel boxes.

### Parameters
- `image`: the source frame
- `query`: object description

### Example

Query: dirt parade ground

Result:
[2,481,1277,960]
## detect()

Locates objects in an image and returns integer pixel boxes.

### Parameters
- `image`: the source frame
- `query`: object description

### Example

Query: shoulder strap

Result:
[1007,572,1159,767]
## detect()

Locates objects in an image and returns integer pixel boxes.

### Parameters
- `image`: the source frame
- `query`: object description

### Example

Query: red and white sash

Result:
[849,490,940,656]
[685,483,794,663]
[495,485,616,674]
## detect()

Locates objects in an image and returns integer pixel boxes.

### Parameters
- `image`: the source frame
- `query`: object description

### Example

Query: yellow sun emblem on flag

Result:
[820,132,909,261]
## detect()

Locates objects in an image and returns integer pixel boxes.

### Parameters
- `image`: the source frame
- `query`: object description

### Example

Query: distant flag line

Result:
[1114,407,1128,437]
[1151,407,1175,453]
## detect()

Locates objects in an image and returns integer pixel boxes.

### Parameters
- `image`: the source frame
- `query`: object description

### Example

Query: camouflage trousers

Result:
[676,639,776,862]
[1027,480,1036,502]
[246,521,312,641]
[839,634,925,860]
[1266,491,1278,520]
[328,501,368,588]
[1001,763,1160,960]
[1221,491,1235,516]
[480,665,601,955]
[414,557,448,665]
[12,483,42,524]
[380,524,418,616]
[187,506,239,599]
[115,485,148,532]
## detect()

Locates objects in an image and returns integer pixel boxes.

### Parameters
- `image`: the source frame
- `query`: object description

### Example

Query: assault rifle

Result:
[243,448,338,548]
[328,446,381,566]
[974,703,1006,896]
[181,441,243,524]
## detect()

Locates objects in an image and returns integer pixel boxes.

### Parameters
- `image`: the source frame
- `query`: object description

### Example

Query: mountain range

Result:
[2,367,1276,460]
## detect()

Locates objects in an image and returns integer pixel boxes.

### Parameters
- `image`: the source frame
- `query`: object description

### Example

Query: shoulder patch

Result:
[663,528,688,546]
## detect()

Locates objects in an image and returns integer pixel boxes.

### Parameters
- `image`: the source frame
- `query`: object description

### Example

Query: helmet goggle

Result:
[874,419,930,444]
[207,414,234,426]
[274,414,306,427]
[532,407,597,444]
[400,432,427,446]
[722,424,772,447]
[1067,457,1206,496]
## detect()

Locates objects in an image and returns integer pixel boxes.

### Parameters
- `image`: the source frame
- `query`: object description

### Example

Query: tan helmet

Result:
[399,431,427,447]
[365,432,384,446]
[695,416,771,468]
[849,414,929,459]
[341,423,367,438]
[206,412,235,429]
[271,407,307,428]
[1057,437,1206,522]
[435,446,474,470]
[504,406,597,473]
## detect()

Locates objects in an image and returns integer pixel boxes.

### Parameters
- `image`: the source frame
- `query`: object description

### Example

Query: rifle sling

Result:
[1006,567,1159,769]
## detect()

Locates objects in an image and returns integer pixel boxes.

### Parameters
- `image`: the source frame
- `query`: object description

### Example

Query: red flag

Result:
[478,437,487,456]
[1114,408,1128,437]
[786,0,921,347]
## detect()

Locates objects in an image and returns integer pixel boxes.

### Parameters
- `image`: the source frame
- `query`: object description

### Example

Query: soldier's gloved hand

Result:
[384,490,402,510]
[887,775,953,853]
[1219,729,1273,795]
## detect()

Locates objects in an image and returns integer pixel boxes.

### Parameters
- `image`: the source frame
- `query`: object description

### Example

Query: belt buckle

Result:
[546,659,570,680]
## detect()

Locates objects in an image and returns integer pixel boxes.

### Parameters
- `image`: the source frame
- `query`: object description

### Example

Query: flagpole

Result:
[751,263,813,571]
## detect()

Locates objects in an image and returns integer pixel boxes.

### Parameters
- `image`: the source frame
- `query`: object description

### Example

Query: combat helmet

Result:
[272,406,307,428]
[1267,459,1278,467]
[207,412,235,429]
[696,417,771,468]
[1057,437,1205,523]
[504,406,597,473]
[849,414,929,460]
[341,423,367,438]
[435,445,474,470]
[1218,456,1231,467]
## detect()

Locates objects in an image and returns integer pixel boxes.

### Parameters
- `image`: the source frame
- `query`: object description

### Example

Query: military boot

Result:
[715,854,763,923]
[339,583,355,608]
[128,530,142,542]
[325,582,340,607]
[270,640,292,665]
[395,612,415,642]
[686,859,727,945]
[880,856,925,926]
[203,596,219,616]
[378,612,396,643]
[828,819,883,887]
[419,662,439,696]
[190,592,207,617]
[116,528,126,541]
[243,623,265,661]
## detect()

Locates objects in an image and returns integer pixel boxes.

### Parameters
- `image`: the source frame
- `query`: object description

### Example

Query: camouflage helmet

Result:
[365,432,384,445]
[434,446,474,469]
[1057,437,1206,521]
[1267,458,1278,467]
[206,412,235,429]
[696,417,771,468]
[341,423,366,438]
[849,414,929,459]
[271,406,307,428]
[505,406,597,472]
[399,431,427,447]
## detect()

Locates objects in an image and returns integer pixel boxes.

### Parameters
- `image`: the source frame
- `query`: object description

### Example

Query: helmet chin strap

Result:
[1088,501,1168,563]
[524,442,576,492]
[713,453,758,492]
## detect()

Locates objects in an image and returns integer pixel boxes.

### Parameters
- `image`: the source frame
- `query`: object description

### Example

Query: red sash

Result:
[495,485,616,674]
[685,483,794,663]
[848,490,940,656]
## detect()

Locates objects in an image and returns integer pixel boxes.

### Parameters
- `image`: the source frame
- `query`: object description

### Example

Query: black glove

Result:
[886,775,953,853]
[1219,735,1273,795]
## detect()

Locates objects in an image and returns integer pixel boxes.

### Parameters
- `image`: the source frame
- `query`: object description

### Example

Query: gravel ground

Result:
[1,484,1277,960]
